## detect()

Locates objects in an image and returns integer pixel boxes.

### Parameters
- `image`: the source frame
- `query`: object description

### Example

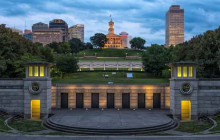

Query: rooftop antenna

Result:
[25,20,26,30]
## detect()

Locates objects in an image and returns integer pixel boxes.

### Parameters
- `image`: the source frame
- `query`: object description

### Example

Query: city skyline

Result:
[0,0,220,45]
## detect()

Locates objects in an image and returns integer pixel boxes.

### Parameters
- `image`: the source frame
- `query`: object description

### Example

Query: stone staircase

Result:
[43,117,177,135]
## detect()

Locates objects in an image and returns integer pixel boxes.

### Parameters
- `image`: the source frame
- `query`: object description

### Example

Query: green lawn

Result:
[52,72,169,84]
[8,120,46,132]
[175,121,212,133]
[210,116,220,132]
[79,57,141,62]
[0,116,11,132]
[77,48,144,57]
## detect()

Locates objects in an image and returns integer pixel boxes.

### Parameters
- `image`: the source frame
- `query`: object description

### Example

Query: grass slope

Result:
[52,72,168,84]
[9,120,46,132]
[77,49,144,57]
[175,121,212,133]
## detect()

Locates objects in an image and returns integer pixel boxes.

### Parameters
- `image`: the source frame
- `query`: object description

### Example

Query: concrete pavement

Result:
[1,134,220,140]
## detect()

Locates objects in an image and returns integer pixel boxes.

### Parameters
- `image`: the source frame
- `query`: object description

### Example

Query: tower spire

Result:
[110,14,112,21]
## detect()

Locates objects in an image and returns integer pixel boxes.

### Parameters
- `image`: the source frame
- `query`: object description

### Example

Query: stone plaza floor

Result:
[50,109,172,129]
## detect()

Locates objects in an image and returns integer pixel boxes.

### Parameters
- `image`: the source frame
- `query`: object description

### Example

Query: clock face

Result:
[180,83,193,95]
[182,83,191,93]
[32,83,39,92]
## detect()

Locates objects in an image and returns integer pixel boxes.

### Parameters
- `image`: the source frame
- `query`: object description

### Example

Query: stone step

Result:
[43,118,177,135]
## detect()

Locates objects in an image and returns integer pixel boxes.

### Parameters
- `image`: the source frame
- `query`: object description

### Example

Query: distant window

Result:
[29,66,33,77]
[177,66,182,77]
[183,66,187,77]
[34,66,39,77]
[40,66,44,77]
[189,66,193,77]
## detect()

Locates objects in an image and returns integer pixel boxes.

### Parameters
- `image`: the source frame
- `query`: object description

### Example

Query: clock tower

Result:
[169,62,198,120]
[23,62,54,119]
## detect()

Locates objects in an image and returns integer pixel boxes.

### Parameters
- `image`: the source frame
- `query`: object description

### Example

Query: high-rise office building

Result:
[23,29,33,41]
[32,22,48,32]
[120,32,132,49]
[49,19,68,42]
[68,24,84,42]
[165,5,184,47]
[32,28,63,46]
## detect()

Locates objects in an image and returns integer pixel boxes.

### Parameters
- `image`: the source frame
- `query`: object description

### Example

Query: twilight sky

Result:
[0,0,220,45]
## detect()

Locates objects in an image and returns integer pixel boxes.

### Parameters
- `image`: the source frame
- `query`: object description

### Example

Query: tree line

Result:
[142,26,220,78]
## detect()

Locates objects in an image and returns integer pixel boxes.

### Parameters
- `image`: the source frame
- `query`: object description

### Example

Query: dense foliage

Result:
[142,26,220,78]
[54,55,78,78]
[0,26,53,77]
[130,37,146,50]
[90,33,108,48]
[142,44,171,76]
[0,26,80,78]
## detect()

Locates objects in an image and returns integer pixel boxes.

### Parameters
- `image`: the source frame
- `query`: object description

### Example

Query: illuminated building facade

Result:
[68,24,84,42]
[49,19,68,42]
[32,28,63,46]
[32,22,48,32]
[1,61,220,121]
[105,19,122,48]
[120,32,132,48]
[23,29,33,41]
[165,5,184,47]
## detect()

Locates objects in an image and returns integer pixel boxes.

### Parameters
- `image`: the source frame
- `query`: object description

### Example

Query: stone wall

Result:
[198,79,220,115]
[51,84,170,109]
[0,79,24,114]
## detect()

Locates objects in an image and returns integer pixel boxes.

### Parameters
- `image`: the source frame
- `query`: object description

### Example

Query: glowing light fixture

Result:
[40,66,44,77]
[34,66,38,77]
[189,66,193,77]
[177,66,182,77]
[183,66,187,77]
[29,66,33,77]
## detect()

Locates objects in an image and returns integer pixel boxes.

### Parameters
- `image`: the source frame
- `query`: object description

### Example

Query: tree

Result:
[142,44,170,76]
[56,55,78,78]
[90,33,107,48]
[130,37,146,50]
[0,25,54,78]
[47,42,71,54]
[69,38,84,54]
[170,27,220,78]
[84,42,93,49]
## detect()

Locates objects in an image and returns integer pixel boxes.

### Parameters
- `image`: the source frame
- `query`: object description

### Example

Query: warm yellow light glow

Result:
[189,66,193,77]
[40,66,44,77]
[31,100,40,119]
[29,66,33,77]
[181,100,191,120]
[177,66,182,77]
[183,66,187,77]
[34,66,38,77]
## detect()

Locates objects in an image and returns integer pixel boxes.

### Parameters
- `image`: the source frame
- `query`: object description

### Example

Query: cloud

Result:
[0,0,219,45]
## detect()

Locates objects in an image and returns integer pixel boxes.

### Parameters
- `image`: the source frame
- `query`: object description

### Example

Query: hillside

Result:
[77,49,144,57]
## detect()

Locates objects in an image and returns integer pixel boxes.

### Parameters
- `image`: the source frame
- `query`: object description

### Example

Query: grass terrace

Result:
[79,57,142,62]
[77,48,144,57]
[8,120,46,132]
[52,72,169,84]
[175,120,212,133]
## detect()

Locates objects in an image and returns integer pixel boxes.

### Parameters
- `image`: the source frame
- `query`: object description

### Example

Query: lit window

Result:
[29,66,33,77]
[177,66,182,77]
[189,66,193,77]
[183,66,187,77]
[40,66,44,77]
[34,66,38,77]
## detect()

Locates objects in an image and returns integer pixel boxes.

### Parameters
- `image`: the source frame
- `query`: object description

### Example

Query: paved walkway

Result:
[1,134,220,140]
[50,109,171,129]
